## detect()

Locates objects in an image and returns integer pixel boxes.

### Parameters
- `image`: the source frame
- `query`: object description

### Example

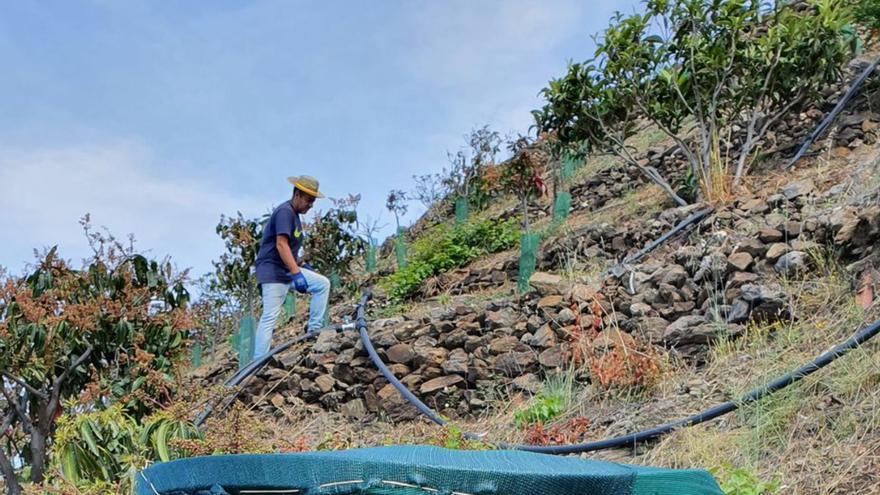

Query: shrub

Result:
[588,346,663,391]
[855,0,880,31]
[380,218,519,302]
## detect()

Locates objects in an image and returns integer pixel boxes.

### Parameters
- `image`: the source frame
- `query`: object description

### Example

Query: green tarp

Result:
[136,445,721,495]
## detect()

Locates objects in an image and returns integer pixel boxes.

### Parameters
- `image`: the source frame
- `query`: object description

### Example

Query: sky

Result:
[0,0,641,282]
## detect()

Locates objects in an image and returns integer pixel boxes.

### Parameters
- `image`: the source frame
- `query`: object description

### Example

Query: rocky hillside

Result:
[192,55,880,493]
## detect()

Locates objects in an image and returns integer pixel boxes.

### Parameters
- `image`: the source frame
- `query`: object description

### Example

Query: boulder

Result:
[420,375,464,394]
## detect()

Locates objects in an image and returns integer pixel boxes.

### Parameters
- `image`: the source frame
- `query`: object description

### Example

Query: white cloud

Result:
[0,141,265,277]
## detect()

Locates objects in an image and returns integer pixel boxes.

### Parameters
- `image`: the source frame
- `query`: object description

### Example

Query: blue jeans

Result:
[254,268,330,359]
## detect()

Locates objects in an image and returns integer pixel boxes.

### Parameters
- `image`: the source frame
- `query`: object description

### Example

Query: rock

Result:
[386,343,415,364]
[537,295,564,309]
[765,243,790,262]
[568,283,599,303]
[694,252,728,282]
[533,324,558,348]
[538,346,566,368]
[741,198,769,214]
[270,394,286,409]
[774,251,807,277]
[740,283,789,321]
[484,309,518,329]
[512,373,543,394]
[727,271,759,288]
[489,335,523,354]
[664,316,721,346]
[737,239,767,258]
[557,308,577,325]
[629,302,653,317]
[652,264,689,288]
[629,317,669,344]
[377,383,418,420]
[494,352,537,377]
[442,349,469,376]
[388,364,411,378]
[727,252,754,272]
[315,374,336,394]
[420,375,464,394]
[341,399,367,419]
[529,272,565,295]
[780,179,815,200]
[758,228,784,243]
[313,330,341,354]
[783,221,802,238]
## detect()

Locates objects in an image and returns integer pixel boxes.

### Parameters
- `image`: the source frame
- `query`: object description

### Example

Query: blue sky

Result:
[0,0,640,280]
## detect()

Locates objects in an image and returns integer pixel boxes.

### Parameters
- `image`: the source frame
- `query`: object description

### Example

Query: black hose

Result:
[516,315,880,454]
[194,293,371,427]
[359,303,880,454]
[785,57,880,170]
[604,207,714,278]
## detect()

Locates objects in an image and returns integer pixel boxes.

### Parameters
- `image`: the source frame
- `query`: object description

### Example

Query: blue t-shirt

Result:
[255,201,304,284]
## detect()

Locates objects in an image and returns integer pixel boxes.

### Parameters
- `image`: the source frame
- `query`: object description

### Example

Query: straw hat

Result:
[287,175,325,198]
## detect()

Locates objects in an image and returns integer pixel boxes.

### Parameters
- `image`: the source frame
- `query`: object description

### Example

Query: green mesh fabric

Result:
[553,191,572,223]
[517,232,541,294]
[190,343,202,367]
[135,446,721,495]
[454,196,469,224]
[395,228,408,269]
[365,244,377,273]
[282,293,296,325]
[561,156,577,181]
[237,315,255,370]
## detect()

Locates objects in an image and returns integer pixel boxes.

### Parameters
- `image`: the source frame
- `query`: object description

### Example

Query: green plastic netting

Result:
[190,343,202,367]
[395,228,408,269]
[553,191,572,223]
[365,243,377,273]
[454,196,469,224]
[135,446,721,495]
[236,315,255,370]
[561,155,578,181]
[282,293,296,324]
[517,232,540,294]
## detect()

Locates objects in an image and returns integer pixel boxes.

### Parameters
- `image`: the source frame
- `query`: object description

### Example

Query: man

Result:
[253,175,331,359]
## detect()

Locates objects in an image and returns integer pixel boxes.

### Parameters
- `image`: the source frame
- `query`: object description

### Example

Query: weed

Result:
[712,465,780,495]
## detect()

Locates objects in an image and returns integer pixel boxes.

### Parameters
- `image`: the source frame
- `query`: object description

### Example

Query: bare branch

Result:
[0,372,47,401]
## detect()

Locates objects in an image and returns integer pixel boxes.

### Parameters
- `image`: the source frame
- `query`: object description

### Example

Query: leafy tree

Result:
[501,135,547,232]
[536,0,853,202]
[443,125,502,211]
[385,190,409,231]
[305,195,366,284]
[0,220,194,494]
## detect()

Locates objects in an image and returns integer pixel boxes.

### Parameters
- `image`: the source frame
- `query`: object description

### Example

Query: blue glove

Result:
[292,272,309,294]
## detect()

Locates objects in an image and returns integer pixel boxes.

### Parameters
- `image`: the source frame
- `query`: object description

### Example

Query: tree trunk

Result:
[521,196,530,232]
[28,427,46,484]
[0,446,20,495]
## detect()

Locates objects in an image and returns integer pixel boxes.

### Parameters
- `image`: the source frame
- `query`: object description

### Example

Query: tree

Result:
[210,212,264,314]
[305,195,366,285]
[411,173,447,222]
[443,125,502,211]
[501,135,547,232]
[0,221,194,494]
[385,190,409,231]
[536,0,853,202]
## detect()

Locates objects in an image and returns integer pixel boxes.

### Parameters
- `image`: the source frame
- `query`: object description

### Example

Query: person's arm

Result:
[275,235,300,275]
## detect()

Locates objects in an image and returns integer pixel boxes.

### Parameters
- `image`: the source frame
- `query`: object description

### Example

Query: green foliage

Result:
[514,393,565,428]
[535,0,855,202]
[502,135,547,232]
[211,212,263,303]
[514,374,573,427]
[431,423,492,451]
[854,0,880,30]
[307,206,366,284]
[380,218,520,302]
[51,405,201,493]
[0,220,195,488]
[712,465,780,495]
[443,125,502,213]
